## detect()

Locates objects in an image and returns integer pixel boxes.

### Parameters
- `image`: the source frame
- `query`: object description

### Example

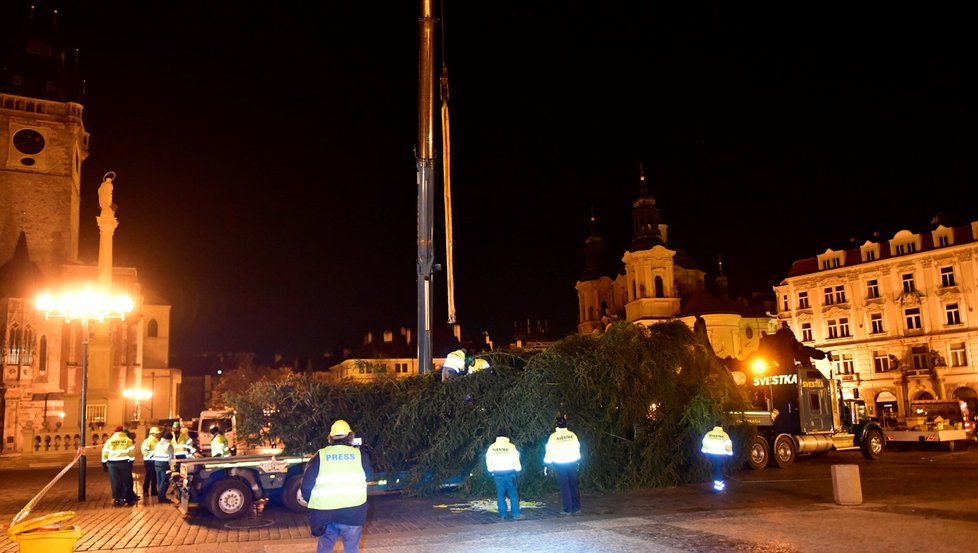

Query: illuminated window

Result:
[950,342,967,367]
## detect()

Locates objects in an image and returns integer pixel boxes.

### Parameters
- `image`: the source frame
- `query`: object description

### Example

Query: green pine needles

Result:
[225,320,753,498]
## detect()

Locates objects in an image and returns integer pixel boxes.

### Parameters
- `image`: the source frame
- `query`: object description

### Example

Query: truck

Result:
[883,399,975,452]
[732,326,885,469]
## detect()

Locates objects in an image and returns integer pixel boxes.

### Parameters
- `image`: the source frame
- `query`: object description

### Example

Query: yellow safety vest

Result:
[544,428,582,464]
[485,437,522,473]
[174,432,196,456]
[211,433,230,457]
[141,436,159,460]
[153,439,174,462]
[701,426,734,456]
[307,445,367,510]
[101,432,135,462]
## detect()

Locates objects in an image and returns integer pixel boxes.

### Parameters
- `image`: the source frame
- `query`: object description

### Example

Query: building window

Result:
[946,303,961,325]
[950,342,967,367]
[873,352,892,372]
[782,294,789,312]
[938,234,950,247]
[831,352,855,375]
[6,324,32,366]
[911,346,929,370]
[865,250,876,261]
[870,313,884,334]
[940,266,956,287]
[896,243,917,255]
[801,322,813,342]
[86,404,107,424]
[822,257,841,270]
[798,292,809,309]
[902,273,915,294]
[834,285,847,304]
[148,319,159,338]
[905,307,922,330]
[39,336,48,375]
[827,318,849,339]
[866,279,879,299]
[823,287,834,306]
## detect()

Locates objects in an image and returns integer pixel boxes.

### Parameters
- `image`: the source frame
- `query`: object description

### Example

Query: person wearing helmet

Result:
[544,414,582,515]
[173,422,196,460]
[140,426,162,497]
[300,419,372,552]
[210,425,230,457]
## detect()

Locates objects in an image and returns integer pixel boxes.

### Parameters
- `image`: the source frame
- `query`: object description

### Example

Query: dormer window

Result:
[860,241,880,263]
[890,230,921,256]
[817,249,845,271]
[932,225,953,248]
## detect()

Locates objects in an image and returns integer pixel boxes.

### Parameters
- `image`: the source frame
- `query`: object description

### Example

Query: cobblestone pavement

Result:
[2,448,977,552]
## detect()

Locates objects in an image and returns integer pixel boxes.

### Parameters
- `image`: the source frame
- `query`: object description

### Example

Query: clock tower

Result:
[0,5,88,275]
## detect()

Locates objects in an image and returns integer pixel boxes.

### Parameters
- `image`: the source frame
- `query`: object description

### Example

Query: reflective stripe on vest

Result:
[544,428,581,464]
[153,439,173,461]
[102,432,135,462]
[141,436,159,460]
[174,434,195,455]
[485,438,521,473]
[307,445,367,510]
[211,434,229,456]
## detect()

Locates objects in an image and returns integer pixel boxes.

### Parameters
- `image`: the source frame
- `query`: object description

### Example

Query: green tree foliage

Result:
[226,320,753,498]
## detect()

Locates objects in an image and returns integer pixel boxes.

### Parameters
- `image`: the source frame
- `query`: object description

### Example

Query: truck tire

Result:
[860,428,884,460]
[206,478,253,520]
[282,475,308,513]
[747,435,769,470]
[773,434,796,468]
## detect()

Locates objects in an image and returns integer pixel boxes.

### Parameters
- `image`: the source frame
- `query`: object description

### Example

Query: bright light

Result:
[750,358,769,374]
[36,288,134,322]
[123,389,152,401]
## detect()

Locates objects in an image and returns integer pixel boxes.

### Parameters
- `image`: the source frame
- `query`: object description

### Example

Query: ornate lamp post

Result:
[36,289,134,501]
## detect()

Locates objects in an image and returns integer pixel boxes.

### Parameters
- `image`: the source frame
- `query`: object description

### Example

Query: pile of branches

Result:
[225,320,753,498]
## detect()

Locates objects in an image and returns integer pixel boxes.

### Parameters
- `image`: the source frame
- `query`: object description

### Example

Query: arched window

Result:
[913,390,935,400]
[148,319,159,338]
[7,324,22,365]
[654,276,665,298]
[21,326,33,365]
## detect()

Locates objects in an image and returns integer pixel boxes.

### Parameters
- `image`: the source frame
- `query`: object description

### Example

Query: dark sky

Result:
[6,2,976,362]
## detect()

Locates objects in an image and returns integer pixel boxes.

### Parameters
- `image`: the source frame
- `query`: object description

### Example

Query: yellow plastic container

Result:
[6,511,81,553]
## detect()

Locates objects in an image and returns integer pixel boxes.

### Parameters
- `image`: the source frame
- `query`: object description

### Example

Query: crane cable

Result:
[440,0,457,325]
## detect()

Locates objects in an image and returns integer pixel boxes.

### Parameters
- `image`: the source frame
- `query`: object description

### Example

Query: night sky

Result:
[5,2,975,362]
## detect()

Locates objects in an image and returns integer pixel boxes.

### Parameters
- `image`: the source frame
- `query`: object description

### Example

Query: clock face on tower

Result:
[12,128,46,155]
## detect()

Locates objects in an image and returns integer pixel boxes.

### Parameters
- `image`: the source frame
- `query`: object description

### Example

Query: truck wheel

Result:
[773,434,796,468]
[207,478,253,520]
[282,475,308,513]
[747,436,769,470]
[860,428,884,460]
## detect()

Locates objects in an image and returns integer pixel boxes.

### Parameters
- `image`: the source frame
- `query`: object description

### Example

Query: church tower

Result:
[1,5,88,274]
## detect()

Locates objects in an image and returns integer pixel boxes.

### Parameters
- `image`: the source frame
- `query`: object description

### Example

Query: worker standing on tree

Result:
[301,419,372,552]
[485,428,523,521]
[210,425,230,457]
[544,414,582,515]
[701,422,734,494]
[102,425,137,507]
[140,426,161,497]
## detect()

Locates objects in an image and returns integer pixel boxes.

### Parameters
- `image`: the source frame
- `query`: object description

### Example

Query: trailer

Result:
[884,399,975,452]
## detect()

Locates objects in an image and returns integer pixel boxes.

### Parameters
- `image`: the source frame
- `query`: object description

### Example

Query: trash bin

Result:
[6,511,82,553]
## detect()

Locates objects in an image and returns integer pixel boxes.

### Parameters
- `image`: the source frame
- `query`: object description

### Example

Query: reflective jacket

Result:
[307,445,367,511]
[102,431,135,463]
[174,431,196,457]
[210,433,230,457]
[152,438,174,466]
[701,426,734,456]
[485,437,521,474]
[544,427,582,464]
[140,435,159,461]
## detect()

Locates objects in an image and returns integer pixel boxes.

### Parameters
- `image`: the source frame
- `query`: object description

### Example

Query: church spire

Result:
[630,162,665,251]
[581,206,606,281]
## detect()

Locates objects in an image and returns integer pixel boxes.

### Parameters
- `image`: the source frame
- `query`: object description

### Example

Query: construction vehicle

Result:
[884,399,975,452]
[731,325,885,469]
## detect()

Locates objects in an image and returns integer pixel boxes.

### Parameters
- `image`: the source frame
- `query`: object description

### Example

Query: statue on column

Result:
[98,171,117,216]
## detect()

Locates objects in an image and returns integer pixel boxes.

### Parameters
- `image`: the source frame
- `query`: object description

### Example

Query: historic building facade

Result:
[774,218,978,423]
[575,166,776,361]
[1,8,179,455]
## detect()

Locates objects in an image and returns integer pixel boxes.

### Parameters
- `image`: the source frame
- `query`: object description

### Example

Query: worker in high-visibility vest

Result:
[173,423,196,460]
[152,431,175,503]
[485,428,523,521]
[209,425,230,457]
[300,419,372,552]
[102,425,137,507]
[544,414,582,515]
[441,348,467,381]
[701,422,734,494]
[140,426,161,497]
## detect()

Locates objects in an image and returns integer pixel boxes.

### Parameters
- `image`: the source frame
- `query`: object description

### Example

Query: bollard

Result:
[830,464,862,506]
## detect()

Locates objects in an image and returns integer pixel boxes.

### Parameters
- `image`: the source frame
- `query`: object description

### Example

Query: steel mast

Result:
[416,0,437,374]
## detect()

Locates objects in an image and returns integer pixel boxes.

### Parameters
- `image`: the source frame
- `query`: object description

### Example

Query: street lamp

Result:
[123,389,152,424]
[750,357,774,412]
[36,288,134,501]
